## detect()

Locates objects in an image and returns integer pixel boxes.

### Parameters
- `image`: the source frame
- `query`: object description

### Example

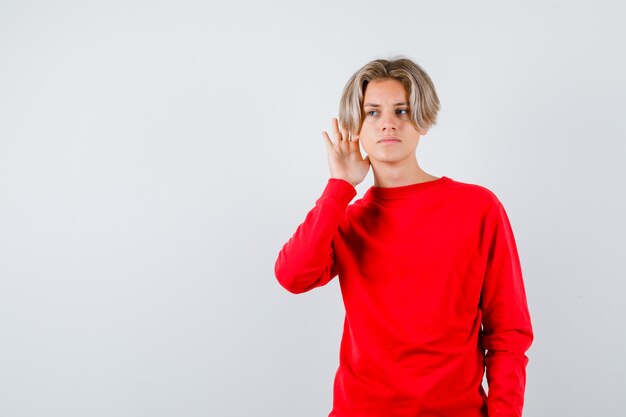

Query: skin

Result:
[322,78,439,188]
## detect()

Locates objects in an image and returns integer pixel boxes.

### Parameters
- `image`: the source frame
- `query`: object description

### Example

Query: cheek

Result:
[360,139,375,154]
[358,122,375,136]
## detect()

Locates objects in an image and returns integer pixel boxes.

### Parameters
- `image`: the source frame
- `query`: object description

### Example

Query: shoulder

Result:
[450,179,501,208]
[445,177,503,215]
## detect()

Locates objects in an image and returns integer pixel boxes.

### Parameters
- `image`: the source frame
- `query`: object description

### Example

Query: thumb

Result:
[322,131,333,151]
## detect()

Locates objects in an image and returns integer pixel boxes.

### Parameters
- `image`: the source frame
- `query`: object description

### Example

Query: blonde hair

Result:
[338,56,440,134]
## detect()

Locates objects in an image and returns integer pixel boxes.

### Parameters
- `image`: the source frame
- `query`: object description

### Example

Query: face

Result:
[357,78,427,164]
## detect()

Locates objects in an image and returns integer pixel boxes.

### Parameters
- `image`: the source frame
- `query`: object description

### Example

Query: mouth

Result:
[378,136,401,143]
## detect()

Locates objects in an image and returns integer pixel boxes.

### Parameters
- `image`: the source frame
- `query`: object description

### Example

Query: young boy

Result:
[274,57,534,417]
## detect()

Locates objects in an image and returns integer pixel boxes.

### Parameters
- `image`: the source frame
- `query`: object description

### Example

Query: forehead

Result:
[363,78,408,104]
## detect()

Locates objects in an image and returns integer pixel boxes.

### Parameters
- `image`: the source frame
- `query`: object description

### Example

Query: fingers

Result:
[332,118,344,142]
[339,119,352,143]
[333,117,355,142]
[324,118,357,150]
[321,130,334,150]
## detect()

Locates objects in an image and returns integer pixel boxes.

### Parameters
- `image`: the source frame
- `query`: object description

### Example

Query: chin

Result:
[373,150,414,161]
[371,156,409,165]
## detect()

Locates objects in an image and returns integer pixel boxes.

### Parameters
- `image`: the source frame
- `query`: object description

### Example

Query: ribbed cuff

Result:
[318,178,357,207]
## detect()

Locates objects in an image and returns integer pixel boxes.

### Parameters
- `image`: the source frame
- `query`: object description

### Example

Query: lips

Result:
[378,136,400,143]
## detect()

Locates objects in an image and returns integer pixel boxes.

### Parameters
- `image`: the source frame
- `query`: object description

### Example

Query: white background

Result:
[1,1,624,416]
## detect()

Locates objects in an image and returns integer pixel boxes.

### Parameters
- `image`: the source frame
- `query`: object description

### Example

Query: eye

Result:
[365,109,408,117]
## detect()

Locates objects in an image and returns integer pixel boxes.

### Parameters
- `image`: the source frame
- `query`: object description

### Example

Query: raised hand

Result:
[322,118,371,187]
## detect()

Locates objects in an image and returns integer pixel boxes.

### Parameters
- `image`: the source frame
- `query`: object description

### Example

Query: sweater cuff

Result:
[318,178,357,207]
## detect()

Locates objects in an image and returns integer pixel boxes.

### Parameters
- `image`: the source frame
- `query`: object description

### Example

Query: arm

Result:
[274,178,357,294]
[480,201,534,417]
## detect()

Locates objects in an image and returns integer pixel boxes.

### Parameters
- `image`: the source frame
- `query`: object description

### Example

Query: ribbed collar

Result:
[363,176,452,202]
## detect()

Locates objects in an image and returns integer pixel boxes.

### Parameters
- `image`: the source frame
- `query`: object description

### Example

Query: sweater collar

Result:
[363,176,452,202]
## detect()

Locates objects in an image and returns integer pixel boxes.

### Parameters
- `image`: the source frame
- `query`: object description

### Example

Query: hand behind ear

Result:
[322,118,371,187]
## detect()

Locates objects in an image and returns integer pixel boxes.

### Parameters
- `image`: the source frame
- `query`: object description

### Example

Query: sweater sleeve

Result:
[274,178,357,294]
[480,201,534,417]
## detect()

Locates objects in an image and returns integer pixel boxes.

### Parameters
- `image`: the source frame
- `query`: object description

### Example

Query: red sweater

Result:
[274,176,534,417]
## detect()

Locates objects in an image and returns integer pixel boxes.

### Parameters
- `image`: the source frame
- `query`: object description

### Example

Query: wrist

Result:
[331,177,356,188]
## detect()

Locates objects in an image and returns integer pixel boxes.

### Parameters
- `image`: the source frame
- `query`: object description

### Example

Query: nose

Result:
[380,112,398,132]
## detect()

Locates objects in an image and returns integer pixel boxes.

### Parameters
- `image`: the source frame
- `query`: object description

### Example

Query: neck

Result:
[371,157,438,188]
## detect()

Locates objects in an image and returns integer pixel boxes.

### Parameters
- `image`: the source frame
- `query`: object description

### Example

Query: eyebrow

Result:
[363,102,409,107]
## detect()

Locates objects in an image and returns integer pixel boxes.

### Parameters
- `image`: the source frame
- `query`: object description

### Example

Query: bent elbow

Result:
[274,262,324,295]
